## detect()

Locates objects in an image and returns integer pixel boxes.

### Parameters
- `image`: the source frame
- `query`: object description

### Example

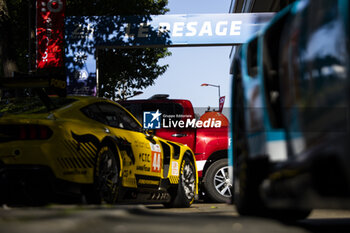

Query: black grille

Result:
[167,141,181,160]
[160,141,171,177]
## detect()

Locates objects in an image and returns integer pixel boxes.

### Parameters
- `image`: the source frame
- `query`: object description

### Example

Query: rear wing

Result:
[0,75,66,92]
[0,75,67,111]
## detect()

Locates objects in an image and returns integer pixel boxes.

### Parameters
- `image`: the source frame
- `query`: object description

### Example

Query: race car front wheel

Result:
[164,156,196,208]
[85,145,120,204]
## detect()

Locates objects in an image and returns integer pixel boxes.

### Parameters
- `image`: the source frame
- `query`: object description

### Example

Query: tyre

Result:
[232,81,311,220]
[234,151,268,215]
[203,159,232,203]
[85,145,120,204]
[164,156,196,208]
[233,79,267,215]
[234,135,311,220]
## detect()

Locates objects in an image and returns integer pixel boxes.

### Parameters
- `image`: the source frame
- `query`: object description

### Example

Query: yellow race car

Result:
[0,83,198,207]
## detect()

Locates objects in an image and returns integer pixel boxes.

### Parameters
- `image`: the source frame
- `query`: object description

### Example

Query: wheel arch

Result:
[184,149,199,197]
[202,150,228,180]
[184,150,196,167]
[100,136,123,174]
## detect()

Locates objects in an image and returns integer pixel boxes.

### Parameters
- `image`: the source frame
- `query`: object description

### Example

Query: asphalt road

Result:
[0,203,350,233]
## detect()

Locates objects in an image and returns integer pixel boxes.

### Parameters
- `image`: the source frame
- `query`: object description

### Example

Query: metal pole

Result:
[218,85,220,108]
[96,49,99,97]
[201,83,221,110]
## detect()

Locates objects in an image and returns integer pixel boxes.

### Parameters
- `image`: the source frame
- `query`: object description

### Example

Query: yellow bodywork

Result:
[0,96,198,195]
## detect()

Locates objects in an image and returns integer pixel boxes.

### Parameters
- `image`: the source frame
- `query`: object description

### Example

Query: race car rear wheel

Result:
[164,156,196,208]
[204,159,231,203]
[85,146,120,204]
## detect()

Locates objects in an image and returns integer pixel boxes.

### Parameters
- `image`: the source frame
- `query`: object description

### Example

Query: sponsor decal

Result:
[150,143,161,152]
[138,179,160,185]
[137,152,152,172]
[139,153,151,162]
[171,161,179,176]
[136,165,151,172]
[134,140,149,149]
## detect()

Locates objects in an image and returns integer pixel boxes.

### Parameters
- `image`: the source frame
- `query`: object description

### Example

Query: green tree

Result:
[66,0,171,99]
[0,0,171,100]
[97,47,170,100]
[0,0,33,77]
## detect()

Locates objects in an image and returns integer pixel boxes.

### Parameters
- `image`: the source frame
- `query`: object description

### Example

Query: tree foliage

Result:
[0,0,171,100]
[66,0,169,16]
[0,0,33,77]
[98,47,170,100]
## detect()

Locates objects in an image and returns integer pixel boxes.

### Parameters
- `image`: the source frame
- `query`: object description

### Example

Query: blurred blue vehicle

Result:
[229,0,349,219]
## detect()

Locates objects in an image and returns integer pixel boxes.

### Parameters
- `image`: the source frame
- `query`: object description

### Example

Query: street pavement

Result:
[0,203,349,233]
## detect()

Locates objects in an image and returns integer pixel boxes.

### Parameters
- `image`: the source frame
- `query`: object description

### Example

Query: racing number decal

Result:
[150,143,162,173]
[152,152,161,172]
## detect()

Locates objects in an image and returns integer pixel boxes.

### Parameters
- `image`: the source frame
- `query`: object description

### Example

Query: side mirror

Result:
[146,129,155,136]
[143,129,156,144]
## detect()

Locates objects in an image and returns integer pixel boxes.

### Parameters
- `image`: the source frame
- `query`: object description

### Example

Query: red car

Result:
[119,94,230,202]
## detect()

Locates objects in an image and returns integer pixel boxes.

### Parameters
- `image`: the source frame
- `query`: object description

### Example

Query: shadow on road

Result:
[142,204,350,233]
[293,218,350,233]
[1,204,350,233]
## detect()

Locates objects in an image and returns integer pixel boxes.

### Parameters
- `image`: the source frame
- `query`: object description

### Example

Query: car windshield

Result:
[0,97,77,114]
